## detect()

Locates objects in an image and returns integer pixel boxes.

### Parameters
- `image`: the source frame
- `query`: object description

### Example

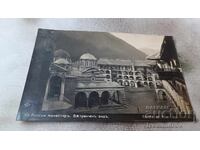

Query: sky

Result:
[111,32,164,56]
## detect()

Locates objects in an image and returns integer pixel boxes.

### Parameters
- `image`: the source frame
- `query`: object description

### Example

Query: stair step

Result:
[99,104,127,110]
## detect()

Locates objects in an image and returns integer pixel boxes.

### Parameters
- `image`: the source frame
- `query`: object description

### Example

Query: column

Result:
[59,78,65,101]
[121,90,126,103]
[108,91,112,105]
[44,78,50,101]
[86,92,90,108]
[116,91,120,103]
[135,81,138,88]
[98,91,103,106]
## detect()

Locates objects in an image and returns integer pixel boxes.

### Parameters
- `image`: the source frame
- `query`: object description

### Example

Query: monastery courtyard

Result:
[67,87,174,114]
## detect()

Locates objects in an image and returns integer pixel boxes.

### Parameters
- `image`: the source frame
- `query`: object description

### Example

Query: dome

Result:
[54,49,70,58]
[54,58,70,65]
[77,83,86,88]
[80,53,97,60]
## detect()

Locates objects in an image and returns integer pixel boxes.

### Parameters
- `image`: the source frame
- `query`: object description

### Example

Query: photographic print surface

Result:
[17,29,194,122]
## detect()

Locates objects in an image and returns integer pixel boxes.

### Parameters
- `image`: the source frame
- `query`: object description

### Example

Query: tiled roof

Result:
[97,58,133,66]
[77,81,123,89]
[146,52,161,60]
[134,60,155,66]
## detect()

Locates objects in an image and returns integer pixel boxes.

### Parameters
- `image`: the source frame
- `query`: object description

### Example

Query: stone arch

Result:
[148,76,153,81]
[48,76,62,100]
[101,91,110,105]
[88,91,99,107]
[123,71,128,75]
[124,76,129,79]
[129,76,134,80]
[129,71,133,75]
[137,81,143,87]
[75,92,87,108]
[143,81,148,87]
[106,75,111,79]
[136,76,142,81]
[124,80,129,86]
[118,75,122,79]
[130,81,135,87]
[135,71,140,76]
[106,70,110,74]
[118,80,123,86]
[149,82,154,88]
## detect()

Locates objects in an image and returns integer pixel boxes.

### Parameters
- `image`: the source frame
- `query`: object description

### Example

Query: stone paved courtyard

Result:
[58,87,173,114]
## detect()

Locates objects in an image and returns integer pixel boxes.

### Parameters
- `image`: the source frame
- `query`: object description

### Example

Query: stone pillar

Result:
[121,90,126,102]
[135,82,138,88]
[86,92,90,107]
[59,78,65,101]
[116,91,120,103]
[110,91,115,105]
[98,91,103,105]
[44,78,50,101]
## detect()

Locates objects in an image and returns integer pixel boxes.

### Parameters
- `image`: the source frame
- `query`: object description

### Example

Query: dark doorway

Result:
[137,81,143,87]
[101,91,110,105]
[106,70,110,74]
[130,81,135,87]
[118,80,123,85]
[88,91,99,107]
[48,76,62,100]
[143,82,148,87]
[75,92,87,108]
[149,82,154,88]
[106,75,110,79]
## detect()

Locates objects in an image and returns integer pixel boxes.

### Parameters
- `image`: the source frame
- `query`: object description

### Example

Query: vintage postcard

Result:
[17,29,194,122]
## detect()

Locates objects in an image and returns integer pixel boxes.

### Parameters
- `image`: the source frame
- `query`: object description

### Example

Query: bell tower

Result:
[44,49,72,101]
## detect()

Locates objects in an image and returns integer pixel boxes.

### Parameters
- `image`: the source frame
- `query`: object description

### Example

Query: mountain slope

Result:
[53,31,147,61]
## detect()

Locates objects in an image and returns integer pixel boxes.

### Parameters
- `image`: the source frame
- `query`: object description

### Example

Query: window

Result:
[106,75,110,79]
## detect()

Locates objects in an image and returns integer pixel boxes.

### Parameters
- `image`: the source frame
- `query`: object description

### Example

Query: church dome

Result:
[54,49,70,59]
[80,53,97,60]
[77,83,86,88]
[54,58,70,65]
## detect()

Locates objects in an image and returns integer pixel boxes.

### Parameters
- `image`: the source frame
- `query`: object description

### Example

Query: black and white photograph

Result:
[1,1,200,150]
[16,29,194,122]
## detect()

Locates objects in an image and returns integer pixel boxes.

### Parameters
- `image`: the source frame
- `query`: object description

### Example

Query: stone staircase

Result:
[98,104,127,111]
[98,98,128,111]
[63,96,72,104]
